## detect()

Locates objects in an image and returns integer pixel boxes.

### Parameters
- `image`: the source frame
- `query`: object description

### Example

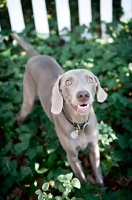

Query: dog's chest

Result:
[70,128,98,151]
[70,129,90,150]
[77,130,88,150]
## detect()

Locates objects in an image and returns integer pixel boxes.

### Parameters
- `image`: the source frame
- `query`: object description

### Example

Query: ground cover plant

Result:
[0,19,132,199]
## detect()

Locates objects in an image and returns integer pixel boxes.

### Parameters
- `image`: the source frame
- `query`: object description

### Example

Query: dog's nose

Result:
[76,90,90,102]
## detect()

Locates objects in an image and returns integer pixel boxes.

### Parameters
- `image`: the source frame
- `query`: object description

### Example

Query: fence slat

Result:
[78,0,92,39]
[55,0,71,35]
[121,0,132,21]
[100,0,113,38]
[7,0,25,33]
[3,1,132,38]
[78,0,92,26]
[31,0,49,36]
[100,0,113,23]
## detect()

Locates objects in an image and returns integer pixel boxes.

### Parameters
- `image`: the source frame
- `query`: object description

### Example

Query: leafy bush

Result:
[35,173,81,200]
[0,20,132,199]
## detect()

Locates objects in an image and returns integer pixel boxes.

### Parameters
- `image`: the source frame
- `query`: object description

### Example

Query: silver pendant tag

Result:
[70,130,79,139]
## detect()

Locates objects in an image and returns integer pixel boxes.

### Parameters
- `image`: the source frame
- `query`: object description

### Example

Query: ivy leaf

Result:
[47,140,60,154]
[42,192,47,198]
[26,147,37,159]
[63,182,70,187]
[111,149,127,162]
[66,197,71,200]
[12,143,29,155]
[19,133,32,144]
[4,142,12,154]
[62,186,71,199]
[38,193,43,200]
[66,173,73,181]
[102,155,114,174]
[117,134,129,150]
[55,197,62,200]
[42,182,49,191]
[35,189,42,195]
[11,160,17,176]
[71,178,81,189]
[129,139,132,149]
[20,167,32,179]
[65,185,72,193]
[58,173,73,182]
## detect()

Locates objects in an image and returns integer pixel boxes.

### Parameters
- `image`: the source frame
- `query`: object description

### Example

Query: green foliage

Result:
[58,173,81,199]
[0,19,132,199]
[35,173,81,200]
[35,183,52,200]
[98,122,118,174]
[99,122,117,147]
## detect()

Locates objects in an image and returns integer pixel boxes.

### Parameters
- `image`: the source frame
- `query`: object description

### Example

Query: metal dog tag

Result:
[70,130,78,139]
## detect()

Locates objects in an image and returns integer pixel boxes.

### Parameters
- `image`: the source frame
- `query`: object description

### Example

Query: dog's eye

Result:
[88,77,93,83]
[66,80,72,85]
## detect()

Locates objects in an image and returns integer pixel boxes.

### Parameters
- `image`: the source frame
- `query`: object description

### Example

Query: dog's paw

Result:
[17,120,24,127]
[96,179,104,187]
[87,175,96,184]
[87,175,104,187]
[16,113,24,126]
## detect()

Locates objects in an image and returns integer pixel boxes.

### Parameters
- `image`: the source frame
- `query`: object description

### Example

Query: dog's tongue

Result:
[77,104,90,113]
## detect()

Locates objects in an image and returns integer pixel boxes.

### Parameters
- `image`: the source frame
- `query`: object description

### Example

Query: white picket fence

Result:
[2,0,132,38]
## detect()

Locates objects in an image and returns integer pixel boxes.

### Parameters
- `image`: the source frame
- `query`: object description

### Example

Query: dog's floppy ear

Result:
[94,76,107,103]
[51,75,63,114]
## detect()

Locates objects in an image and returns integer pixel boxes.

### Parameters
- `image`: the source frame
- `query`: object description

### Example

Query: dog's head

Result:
[51,69,107,114]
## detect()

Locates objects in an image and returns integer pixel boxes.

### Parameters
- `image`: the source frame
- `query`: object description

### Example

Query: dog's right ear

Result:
[94,76,107,103]
[51,75,63,114]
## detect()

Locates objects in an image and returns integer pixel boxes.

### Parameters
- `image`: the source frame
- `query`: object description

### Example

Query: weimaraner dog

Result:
[12,34,107,186]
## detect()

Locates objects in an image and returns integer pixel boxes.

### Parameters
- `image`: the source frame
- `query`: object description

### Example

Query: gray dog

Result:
[12,34,107,186]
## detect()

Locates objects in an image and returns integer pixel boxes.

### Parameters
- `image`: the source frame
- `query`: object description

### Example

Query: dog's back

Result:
[12,34,63,122]
[26,55,63,120]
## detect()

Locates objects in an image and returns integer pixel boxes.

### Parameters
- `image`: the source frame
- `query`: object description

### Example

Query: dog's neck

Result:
[63,102,92,124]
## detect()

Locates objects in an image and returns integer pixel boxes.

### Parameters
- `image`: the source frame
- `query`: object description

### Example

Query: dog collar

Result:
[62,109,90,130]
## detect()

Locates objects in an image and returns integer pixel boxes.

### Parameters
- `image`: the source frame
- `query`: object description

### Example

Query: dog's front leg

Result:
[67,153,87,183]
[88,142,104,186]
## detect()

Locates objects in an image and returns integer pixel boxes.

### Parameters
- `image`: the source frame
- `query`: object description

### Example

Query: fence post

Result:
[121,0,132,21]
[55,0,71,36]
[31,0,49,36]
[7,0,25,33]
[100,0,113,38]
[78,0,92,39]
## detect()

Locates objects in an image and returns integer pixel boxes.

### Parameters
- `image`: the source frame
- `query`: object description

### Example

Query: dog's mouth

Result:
[79,104,88,107]
[72,104,91,113]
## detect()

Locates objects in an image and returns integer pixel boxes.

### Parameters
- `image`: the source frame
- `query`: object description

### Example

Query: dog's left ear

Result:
[51,75,63,114]
[94,76,107,103]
